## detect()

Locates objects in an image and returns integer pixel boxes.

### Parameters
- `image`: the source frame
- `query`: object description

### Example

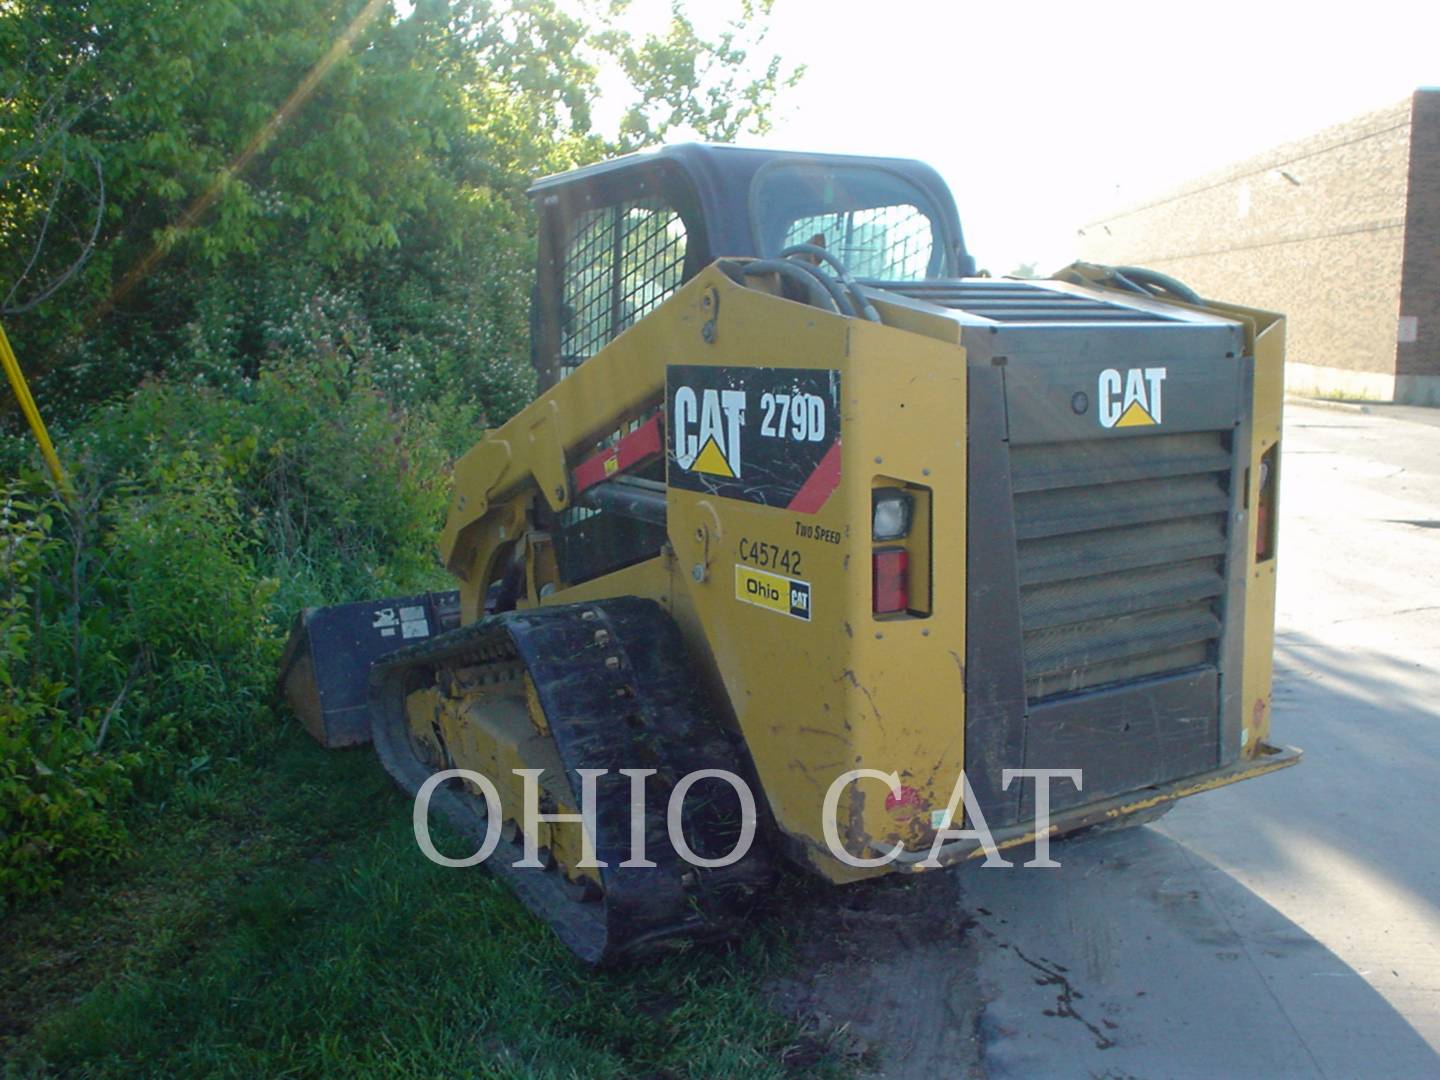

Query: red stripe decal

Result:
[572,414,663,496]
[786,440,842,514]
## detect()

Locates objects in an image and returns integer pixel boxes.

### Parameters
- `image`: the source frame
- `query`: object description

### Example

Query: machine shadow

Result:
[1262,628,1440,913]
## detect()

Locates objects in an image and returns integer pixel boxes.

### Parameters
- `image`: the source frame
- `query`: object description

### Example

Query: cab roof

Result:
[527,142,974,277]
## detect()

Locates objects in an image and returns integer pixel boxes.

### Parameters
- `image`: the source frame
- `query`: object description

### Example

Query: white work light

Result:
[872,488,913,541]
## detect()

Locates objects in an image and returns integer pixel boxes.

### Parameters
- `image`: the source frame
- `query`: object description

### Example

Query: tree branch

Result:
[3,165,68,311]
[2,150,106,316]
[94,653,144,751]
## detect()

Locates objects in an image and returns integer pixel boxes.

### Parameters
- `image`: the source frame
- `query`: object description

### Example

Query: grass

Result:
[0,725,848,1079]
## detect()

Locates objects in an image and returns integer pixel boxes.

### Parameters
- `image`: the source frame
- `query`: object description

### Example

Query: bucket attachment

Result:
[278,591,461,747]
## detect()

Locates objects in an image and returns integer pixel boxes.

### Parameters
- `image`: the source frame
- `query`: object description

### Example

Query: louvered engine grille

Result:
[882,279,1180,324]
[1012,431,1232,702]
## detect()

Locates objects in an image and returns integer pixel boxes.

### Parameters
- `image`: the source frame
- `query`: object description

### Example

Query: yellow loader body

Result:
[280,145,1297,961]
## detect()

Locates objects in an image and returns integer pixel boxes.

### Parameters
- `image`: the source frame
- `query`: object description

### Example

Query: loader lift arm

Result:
[437,300,673,606]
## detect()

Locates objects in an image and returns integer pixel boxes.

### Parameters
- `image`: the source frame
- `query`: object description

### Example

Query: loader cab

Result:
[527,143,975,388]
[524,143,975,595]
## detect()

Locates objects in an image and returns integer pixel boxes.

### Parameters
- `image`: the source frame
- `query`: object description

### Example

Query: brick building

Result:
[1077,89,1439,405]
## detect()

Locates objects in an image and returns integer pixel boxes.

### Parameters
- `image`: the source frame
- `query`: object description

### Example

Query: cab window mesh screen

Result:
[782,204,933,281]
[560,199,686,377]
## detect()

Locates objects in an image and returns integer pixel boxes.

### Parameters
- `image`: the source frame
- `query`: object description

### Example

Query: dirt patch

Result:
[765,871,985,1079]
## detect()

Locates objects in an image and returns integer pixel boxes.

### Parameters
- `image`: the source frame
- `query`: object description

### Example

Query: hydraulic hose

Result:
[1114,265,1203,306]
[740,260,840,313]
[779,257,856,317]
[779,243,882,322]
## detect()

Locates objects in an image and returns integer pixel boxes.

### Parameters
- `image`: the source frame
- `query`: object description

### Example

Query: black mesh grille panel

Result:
[1012,431,1232,702]
[560,199,686,377]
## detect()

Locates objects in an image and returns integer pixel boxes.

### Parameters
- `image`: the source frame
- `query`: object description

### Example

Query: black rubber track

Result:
[369,596,775,965]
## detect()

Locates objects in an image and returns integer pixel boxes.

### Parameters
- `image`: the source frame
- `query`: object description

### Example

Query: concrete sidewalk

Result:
[1286,394,1440,429]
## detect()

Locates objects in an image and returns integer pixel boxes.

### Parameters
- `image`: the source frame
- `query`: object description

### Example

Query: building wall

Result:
[1078,93,1438,403]
[1398,91,1440,402]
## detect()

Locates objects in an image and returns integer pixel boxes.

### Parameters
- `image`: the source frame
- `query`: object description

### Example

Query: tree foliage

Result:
[0,0,801,418]
[601,0,803,151]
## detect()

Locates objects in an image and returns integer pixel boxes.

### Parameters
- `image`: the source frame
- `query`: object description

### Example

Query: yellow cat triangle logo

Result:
[693,436,736,477]
[1115,400,1157,427]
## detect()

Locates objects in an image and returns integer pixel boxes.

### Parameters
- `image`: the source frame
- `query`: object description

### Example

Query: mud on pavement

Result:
[766,871,986,1079]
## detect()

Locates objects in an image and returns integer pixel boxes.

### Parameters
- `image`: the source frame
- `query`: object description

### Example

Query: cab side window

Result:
[750,162,949,281]
[779,204,935,281]
[550,196,685,586]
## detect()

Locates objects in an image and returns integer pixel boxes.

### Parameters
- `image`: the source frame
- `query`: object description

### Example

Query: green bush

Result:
[103,449,279,764]
[2,449,277,900]
[1,307,495,904]
[1,486,135,899]
[79,356,465,607]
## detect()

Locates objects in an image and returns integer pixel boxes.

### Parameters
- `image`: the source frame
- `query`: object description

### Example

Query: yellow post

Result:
[0,321,72,496]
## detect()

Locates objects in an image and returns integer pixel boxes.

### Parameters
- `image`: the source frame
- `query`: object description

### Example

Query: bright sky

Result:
[593,0,1440,275]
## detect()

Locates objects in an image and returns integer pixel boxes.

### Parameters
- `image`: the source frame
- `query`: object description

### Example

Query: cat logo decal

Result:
[1098,367,1167,428]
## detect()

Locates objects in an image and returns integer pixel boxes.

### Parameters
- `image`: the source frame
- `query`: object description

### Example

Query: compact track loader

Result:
[280,144,1300,965]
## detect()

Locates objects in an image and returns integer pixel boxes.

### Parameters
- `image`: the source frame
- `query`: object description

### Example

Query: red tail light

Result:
[1256,502,1273,561]
[1256,445,1278,562]
[872,548,909,614]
